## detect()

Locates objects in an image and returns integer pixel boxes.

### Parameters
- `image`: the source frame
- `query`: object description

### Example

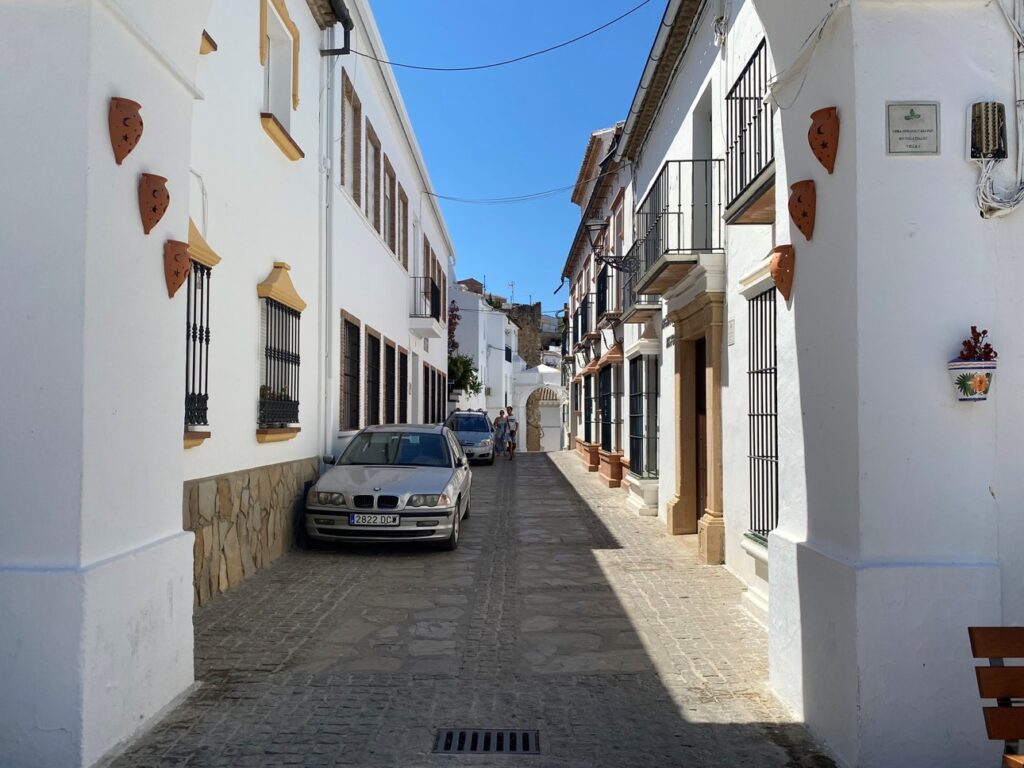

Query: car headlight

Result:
[407,494,450,508]
[315,491,345,507]
[479,439,492,447]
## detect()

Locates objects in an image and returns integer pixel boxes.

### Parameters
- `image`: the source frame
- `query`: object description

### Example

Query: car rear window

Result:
[339,432,451,467]
[446,414,489,432]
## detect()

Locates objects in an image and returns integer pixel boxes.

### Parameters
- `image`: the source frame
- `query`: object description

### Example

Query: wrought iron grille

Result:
[596,268,609,317]
[385,344,396,424]
[725,38,775,207]
[411,276,440,320]
[621,252,658,319]
[598,364,619,452]
[185,261,211,427]
[341,319,360,430]
[631,159,723,283]
[748,288,778,539]
[504,345,512,363]
[398,350,409,423]
[423,364,430,423]
[629,355,660,479]
[366,334,381,426]
[258,298,300,427]
[583,376,594,444]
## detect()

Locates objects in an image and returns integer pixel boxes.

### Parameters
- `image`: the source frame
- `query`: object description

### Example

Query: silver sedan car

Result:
[304,425,472,550]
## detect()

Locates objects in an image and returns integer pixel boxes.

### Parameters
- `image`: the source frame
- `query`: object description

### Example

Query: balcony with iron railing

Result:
[724,38,776,224]
[627,159,723,296]
[621,262,660,323]
[410,276,442,338]
[595,268,621,325]
[572,293,599,349]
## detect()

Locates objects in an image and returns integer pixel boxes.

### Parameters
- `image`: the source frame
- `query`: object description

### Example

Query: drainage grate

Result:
[433,728,540,755]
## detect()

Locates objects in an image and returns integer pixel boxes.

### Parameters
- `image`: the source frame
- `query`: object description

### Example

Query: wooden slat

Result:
[984,707,1024,740]
[978,667,1024,699]
[1003,755,1024,768]
[970,627,1024,659]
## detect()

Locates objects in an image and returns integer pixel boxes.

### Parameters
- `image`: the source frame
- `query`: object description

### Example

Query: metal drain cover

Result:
[433,728,540,755]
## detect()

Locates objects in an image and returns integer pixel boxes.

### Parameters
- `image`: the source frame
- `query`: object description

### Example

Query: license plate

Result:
[349,513,400,526]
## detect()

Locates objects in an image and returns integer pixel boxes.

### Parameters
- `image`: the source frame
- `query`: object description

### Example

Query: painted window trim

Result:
[256,427,301,443]
[341,69,362,206]
[188,219,222,268]
[364,326,383,426]
[339,310,362,431]
[200,30,218,55]
[259,0,300,110]
[257,261,307,312]
[365,119,382,233]
[260,113,304,161]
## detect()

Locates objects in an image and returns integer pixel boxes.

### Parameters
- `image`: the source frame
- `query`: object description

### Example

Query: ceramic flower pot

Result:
[164,240,190,298]
[808,106,839,174]
[789,180,816,241]
[947,359,996,401]
[109,97,143,165]
[769,245,796,301]
[138,173,170,234]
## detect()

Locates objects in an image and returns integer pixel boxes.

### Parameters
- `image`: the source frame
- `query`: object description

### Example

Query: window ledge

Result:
[257,426,301,443]
[741,532,769,564]
[260,113,304,161]
[184,430,211,449]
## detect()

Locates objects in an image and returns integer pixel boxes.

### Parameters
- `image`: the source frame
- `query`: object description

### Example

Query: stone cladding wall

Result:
[182,457,319,605]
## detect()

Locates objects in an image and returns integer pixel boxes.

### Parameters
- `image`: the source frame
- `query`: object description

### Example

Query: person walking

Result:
[493,409,506,456]
[505,406,519,460]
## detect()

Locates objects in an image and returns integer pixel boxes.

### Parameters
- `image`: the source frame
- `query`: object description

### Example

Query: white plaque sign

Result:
[887,102,940,155]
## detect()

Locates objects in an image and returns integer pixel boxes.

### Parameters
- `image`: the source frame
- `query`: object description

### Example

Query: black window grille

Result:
[748,289,778,539]
[366,333,381,426]
[504,345,512,363]
[423,364,430,422]
[185,261,211,427]
[629,355,660,479]
[596,268,609,317]
[398,350,409,423]
[384,344,396,424]
[725,38,775,208]
[598,364,616,452]
[258,299,300,427]
[342,319,360,430]
[411,276,440,320]
[583,376,594,444]
[437,374,446,422]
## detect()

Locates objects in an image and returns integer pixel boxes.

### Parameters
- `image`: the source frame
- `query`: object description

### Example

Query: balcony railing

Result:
[572,293,597,347]
[595,267,620,321]
[621,258,660,323]
[410,276,440,321]
[725,38,775,211]
[628,159,723,294]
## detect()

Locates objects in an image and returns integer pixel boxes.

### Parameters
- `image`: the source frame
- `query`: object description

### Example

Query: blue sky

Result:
[369,0,664,316]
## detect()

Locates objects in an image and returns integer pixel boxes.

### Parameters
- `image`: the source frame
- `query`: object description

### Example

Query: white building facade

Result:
[0,0,458,765]
[563,0,1024,765]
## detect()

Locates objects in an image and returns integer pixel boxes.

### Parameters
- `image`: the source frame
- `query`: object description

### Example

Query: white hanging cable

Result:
[976,0,1024,218]
[765,0,849,111]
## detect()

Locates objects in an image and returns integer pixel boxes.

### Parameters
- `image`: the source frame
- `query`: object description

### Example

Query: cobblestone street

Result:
[106,452,834,768]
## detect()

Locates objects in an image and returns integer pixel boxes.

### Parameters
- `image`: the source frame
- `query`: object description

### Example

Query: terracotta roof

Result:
[304,0,352,30]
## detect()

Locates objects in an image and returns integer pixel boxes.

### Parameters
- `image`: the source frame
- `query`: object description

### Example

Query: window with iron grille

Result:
[596,267,609,317]
[259,298,300,427]
[341,318,360,430]
[185,261,212,428]
[384,344,396,424]
[725,38,775,208]
[598,365,616,452]
[398,350,409,423]
[583,376,594,444]
[504,345,512,363]
[365,332,381,426]
[629,355,659,479]
[748,289,778,539]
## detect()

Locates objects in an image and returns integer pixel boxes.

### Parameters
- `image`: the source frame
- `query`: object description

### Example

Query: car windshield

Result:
[446,414,489,433]
[338,431,451,467]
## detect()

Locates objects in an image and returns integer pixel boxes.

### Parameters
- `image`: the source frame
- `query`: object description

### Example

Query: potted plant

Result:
[948,326,997,401]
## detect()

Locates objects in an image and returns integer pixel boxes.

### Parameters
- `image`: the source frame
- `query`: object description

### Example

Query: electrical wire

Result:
[348,0,653,72]
[976,0,1024,218]
[427,162,631,205]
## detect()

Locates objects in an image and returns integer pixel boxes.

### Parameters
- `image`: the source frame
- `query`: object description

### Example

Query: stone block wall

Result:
[182,457,319,605]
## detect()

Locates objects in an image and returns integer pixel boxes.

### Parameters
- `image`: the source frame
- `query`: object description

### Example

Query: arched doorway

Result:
[525,385,563,452]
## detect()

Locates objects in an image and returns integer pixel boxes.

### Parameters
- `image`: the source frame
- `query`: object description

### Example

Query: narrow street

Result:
[108,453,833,768]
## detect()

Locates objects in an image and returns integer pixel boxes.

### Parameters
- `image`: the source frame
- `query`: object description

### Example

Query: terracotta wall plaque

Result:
[770,245,796,301]
[809,107,839,174]
[138,173,169,234]
[109,97,143,165]
[164,240,190,298]
[789,180,816,241]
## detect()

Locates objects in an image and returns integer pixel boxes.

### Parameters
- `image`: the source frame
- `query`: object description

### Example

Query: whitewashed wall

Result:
[184,0,323,482]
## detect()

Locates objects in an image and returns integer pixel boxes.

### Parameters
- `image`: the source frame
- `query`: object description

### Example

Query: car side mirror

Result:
[322,454,335,465]
[461,456,469,467]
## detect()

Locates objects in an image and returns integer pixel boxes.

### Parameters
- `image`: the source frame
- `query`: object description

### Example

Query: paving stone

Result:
[105,452,835,768]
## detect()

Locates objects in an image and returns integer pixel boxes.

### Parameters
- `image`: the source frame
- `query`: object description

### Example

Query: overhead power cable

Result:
[350,0,653,72]
[426,162,631,205]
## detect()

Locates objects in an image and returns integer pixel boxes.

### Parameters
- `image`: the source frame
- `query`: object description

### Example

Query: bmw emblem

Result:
[373,487,381,492]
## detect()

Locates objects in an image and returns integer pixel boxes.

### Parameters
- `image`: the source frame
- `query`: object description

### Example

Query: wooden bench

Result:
[970,627,1024,767]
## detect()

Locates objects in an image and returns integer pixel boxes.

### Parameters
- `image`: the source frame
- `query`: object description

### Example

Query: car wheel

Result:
[440,506,460,551]
[463,491,471,520]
